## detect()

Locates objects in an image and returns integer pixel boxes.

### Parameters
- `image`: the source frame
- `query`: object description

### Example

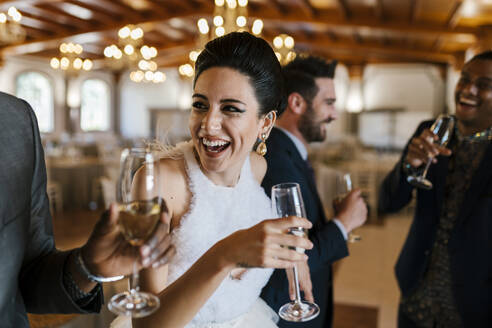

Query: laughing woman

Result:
[125,32,314,328]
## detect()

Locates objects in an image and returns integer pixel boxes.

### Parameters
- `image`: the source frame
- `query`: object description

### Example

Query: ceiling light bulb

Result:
[189,50,199,62]
[273,36,283,49]
[284,36,294,49]
[252,19,263,35]
[145,71,154,81]
[213,15,224,27]
[114,49,123,59]
[131,27,143,40]
[73,58,83,70]
[138,59,148,70]
[0,13,7,23]
[226,0,237,9]
[60,57,69,69]
[7,7,18,17]
[275,52,282,62]
[236,16,247,27]
[118,26,131,39]
[50,58,60,69]
[82,59,92,71]
[148,61,157,71]
[197,18,209,34]
[215,26,225,37]
[238,0,248,7]
[74,44,83,54]
[215,0,225,6]
[149,47,157,58]
[104,47,112,57]
[124,44,134,55]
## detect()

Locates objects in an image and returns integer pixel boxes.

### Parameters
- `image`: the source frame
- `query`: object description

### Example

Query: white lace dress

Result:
[111,142,278,328]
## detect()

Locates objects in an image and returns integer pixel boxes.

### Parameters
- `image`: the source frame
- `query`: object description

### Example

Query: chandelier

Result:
[273,34,296,65]
[50,42,93,74]
[0,6,25,44]
[178,0,264,78]
[104,25,165,83]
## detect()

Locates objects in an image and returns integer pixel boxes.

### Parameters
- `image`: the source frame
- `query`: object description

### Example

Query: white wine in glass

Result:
[407,114,455,190]
[272,183,320,322]
[108,148,161,318]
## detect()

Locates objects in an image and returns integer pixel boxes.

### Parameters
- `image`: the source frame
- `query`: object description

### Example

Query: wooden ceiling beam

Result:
[252,10,479,39]
[16,4,93,31]
[447,0,464,29]
[20,11,78,34]
[337,0,351,20]
[19,15,68,34]
[0,0,66,9]
[63,0,125,26]
[1,4,481,57]
[296,38,458,64]
[296,0,317,18]
[375,0,385,21]
[23,25,52,39]
[409,0,420,23]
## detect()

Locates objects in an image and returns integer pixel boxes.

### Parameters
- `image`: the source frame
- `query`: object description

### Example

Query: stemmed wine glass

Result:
[406,114,455,190]
[272,183,320,322]
[334,173,361,243]
[108,148,162,318]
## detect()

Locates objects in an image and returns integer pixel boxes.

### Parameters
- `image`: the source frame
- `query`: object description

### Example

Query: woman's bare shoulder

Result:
[249,152,267,184]
[158,157,191,229]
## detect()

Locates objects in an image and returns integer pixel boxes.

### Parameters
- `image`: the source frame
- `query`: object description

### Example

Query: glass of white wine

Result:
[108,148,161,318]
[334,173,361,243]
[272,183,320,322]
[406,114,455,190]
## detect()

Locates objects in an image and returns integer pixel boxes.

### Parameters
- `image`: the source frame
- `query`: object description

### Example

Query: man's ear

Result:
[259,111,277,139]
[287,92,307,115]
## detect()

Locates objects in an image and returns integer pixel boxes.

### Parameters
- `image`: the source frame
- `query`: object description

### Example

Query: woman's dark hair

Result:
[194,32,286,116]
[469,50,492,62]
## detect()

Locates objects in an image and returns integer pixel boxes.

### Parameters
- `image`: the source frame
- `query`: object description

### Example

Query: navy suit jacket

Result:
[379,121,492,327]
[260,128,349,328]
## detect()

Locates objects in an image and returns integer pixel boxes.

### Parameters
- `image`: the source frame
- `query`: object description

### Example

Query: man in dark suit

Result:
[260,56,367,328]
[379,51,492,327]
[0,92,175,327]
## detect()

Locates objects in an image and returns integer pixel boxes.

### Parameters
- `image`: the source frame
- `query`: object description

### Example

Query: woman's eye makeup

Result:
[222,105,246,113]
[192,101,208,111]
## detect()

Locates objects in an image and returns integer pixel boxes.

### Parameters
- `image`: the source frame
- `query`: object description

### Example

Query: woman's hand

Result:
[217,216,313,270]
[405,128,452,168]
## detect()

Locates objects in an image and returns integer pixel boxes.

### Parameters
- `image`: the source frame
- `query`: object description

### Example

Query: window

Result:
[16,71,54,133]
[80,79,111,131]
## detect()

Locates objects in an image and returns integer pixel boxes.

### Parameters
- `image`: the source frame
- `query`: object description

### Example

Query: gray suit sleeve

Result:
[18,102,102,314]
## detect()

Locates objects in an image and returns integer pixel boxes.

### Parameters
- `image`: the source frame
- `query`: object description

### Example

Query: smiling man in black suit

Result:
[260,56,367,328]
[379,51,492,328]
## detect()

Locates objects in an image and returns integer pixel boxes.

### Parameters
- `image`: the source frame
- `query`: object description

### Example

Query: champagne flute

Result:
[108,148,161,318]
[407,114,455,190]
[272,183,320,322]
[334,173,361,243]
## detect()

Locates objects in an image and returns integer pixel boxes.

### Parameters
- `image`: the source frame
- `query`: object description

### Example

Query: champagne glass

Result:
[272,183,320,322]
[334,173,361,243]
[108,148,161,318]
[407,114,455,190]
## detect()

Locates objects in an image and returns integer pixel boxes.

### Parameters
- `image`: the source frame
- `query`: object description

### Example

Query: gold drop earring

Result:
[256,133,267,156]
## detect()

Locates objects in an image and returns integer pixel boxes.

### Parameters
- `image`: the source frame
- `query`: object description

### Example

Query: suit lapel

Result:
[456,142,492,226]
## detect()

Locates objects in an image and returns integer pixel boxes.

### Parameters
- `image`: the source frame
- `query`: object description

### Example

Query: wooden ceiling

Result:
[0,0,491,71]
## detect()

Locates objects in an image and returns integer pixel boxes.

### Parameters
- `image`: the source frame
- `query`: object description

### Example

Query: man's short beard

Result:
[298,104,326,143]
